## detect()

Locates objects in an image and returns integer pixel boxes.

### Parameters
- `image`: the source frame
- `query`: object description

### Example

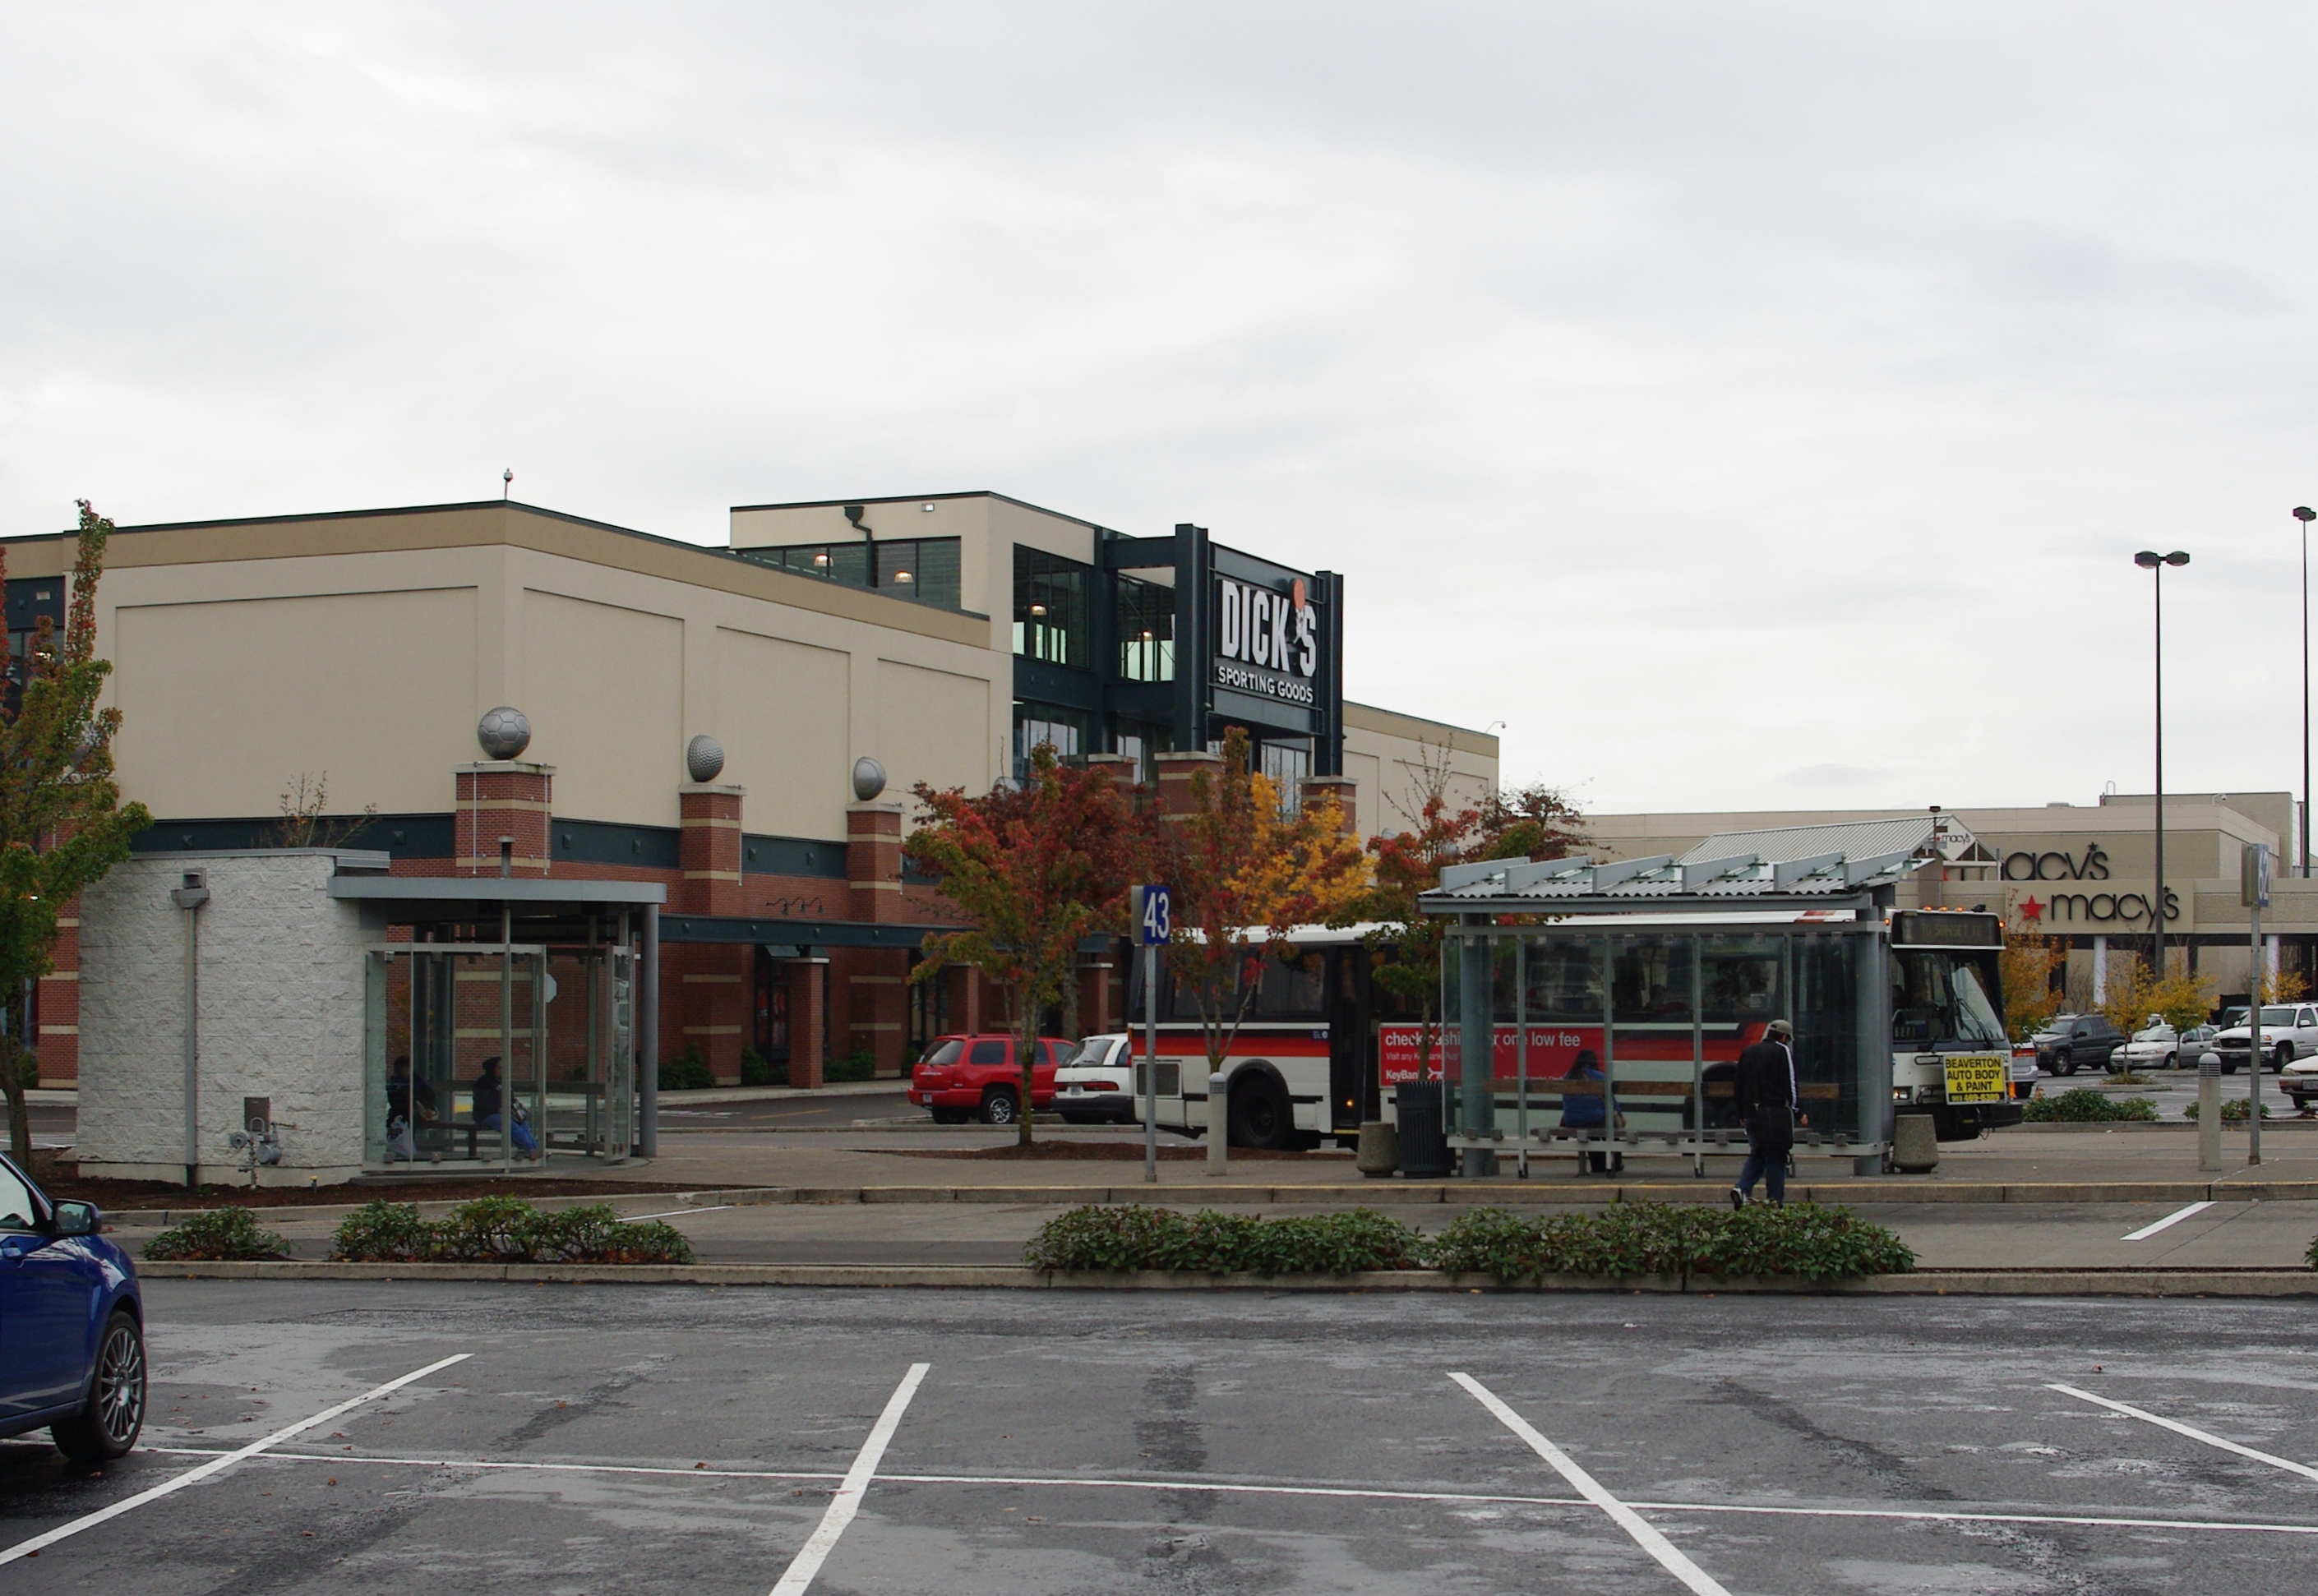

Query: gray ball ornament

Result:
[686,734,726,784]
[476,705,532,760]
[852,756,887,802]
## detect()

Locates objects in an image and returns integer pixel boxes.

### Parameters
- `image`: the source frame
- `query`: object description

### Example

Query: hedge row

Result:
[142,1207,292,1262]
[2021,1088,2159,1123]
[330,1197,694,1264]
[1022,1202,1914,1282]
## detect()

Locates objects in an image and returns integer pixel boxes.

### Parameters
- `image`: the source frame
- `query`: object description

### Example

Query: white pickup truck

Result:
[2208,1004,2318,1074]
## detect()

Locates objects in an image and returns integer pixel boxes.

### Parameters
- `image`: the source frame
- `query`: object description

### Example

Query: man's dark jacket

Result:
[1733,1038,1797,1148]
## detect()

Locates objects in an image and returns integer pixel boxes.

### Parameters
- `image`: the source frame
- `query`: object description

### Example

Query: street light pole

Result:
[2296,508,2314,877]
[2136,551,2191,977]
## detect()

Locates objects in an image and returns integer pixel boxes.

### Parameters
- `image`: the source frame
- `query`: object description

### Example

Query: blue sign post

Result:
[1137,885,1171,1183]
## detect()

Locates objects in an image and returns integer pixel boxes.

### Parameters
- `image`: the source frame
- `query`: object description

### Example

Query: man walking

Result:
[1731,1017,1801,1208]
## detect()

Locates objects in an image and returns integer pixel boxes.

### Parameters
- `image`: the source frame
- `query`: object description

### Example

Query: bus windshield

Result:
[1891,948,2006,1049]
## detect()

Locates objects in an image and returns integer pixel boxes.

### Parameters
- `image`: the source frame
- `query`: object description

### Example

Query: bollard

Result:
[1207,1071,1229,1176]
[2198,1055,2222,1173]
[1355,1120,1399,1178]
[1890,1113,1939,1174]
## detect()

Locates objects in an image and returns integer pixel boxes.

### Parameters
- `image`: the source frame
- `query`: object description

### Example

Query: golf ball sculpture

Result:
[686,734,726,784]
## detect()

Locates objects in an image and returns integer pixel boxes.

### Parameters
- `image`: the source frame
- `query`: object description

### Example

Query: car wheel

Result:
[2277,1043,2296,1071]
[1227,1073,1295,1151]
[2058,1055,2080,1077]
[2163,1051,2177,1070]
[53,1310,145,1465]
[930,1108,969,1125]
[980,1088,1019,1125]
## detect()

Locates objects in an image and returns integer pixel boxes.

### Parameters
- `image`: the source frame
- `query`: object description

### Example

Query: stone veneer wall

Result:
[77,851,374,1185]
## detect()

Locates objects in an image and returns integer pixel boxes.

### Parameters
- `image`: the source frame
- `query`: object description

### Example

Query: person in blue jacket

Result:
[1559,1048,1623,1174]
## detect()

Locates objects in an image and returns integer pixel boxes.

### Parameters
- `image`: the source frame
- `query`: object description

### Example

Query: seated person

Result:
[385,1054,437,1161]
[472,1054,540,1159]
[1558,1048,1623,1174]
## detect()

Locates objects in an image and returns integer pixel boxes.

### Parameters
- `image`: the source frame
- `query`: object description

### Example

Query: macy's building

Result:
[4,491,1496,1091]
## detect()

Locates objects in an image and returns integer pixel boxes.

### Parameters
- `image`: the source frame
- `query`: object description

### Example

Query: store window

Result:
[1014,548,1089,667]
[1115,719,1171,785]
[1014,701,1087,780]
[1259,740,1310,815]
[745,538,961,610]
[1115,574,1175,682]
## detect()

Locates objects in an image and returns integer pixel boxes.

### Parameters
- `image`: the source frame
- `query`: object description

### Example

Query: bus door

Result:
[1326,945,1368,1131]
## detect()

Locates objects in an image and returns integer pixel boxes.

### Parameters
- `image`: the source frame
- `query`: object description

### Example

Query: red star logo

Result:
[2020,896,2044,922]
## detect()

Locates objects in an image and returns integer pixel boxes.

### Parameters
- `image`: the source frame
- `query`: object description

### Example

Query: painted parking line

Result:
[768,1363,929,1596]
[2050,1383,2318,1483]
[129,1444,2318,1538]
[1452,1372,1731,1596]
[620,1206,736,1223]
[2121,1201,2214,1241]
[0,1353,469,1568]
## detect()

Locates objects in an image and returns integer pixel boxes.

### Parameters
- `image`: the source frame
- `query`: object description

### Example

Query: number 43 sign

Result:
[1138,884,1173,945]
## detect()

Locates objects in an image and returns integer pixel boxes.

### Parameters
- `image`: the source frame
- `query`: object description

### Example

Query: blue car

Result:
[0,1152,145,1462]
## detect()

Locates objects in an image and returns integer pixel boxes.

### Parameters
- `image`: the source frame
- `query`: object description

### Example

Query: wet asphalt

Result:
[2,1283,2314,1594]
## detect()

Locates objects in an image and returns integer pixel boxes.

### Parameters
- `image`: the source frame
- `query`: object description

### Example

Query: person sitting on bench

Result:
[472,1055,539,1159]
[1559,1048,1623,1174]
[385,1054,437,1161]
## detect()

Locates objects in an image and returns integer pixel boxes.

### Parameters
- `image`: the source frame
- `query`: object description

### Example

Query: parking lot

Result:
[2,1285,2313,1593]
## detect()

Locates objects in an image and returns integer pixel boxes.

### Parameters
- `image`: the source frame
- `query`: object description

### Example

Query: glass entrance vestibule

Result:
[330,875,664,1174]
[1436,914,1890,1174]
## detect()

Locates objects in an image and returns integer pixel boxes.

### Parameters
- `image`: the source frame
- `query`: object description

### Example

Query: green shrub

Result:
[1427,1202,1914,1283]
[1023,1206,1426,1274]
[740,1046,784,1086]
[2184,1099,2272,1123]
[827,1046,877,1083]
[2023,1088,2159,1123]
[143,1207,292,1262]
[658,1047,714,1091]
[330,1198,693,1265]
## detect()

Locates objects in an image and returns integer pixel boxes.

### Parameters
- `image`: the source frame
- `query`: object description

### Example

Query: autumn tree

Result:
[905,744,1143,1144]
[1152,729,1368,1135]
[1475,779,1588,861]
[2094,954,2212,1038]
[1999,917,2068,1040]
[0,504,153,1166]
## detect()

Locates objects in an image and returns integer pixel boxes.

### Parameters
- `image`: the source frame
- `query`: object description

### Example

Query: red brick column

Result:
[1153,750,1224,819]
[1302,776,1359,837]
[787,958,828,1089]
[847,803,906,923]
[1086,751,1141,802]
[679,785,745,916]
[673,944,749,1083]
[455,763,553,876]
[845,949,909,1075]
[35,900,79,1086]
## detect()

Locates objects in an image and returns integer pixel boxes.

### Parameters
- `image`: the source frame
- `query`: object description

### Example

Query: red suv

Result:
[909,1034,1069,1124]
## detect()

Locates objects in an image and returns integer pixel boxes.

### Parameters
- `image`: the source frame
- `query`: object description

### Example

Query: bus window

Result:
[1613,937,1693,1021]
[1524,938,1605,1021]
[1252,948,1325,1020]
[1701,935,1782,1023]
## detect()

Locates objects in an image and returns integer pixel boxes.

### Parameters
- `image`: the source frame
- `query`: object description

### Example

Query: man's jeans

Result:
[1734,1142,1785,1204]
[481,1113,539,1155]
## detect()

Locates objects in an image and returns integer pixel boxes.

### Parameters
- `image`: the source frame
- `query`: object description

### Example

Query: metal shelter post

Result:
[638,902,659,1159]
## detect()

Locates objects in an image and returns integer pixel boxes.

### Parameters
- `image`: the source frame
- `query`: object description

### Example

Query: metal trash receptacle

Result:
[1395,1080,1452,1178]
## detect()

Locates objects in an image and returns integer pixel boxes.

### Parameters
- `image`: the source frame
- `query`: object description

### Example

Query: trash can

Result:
[1395,1080,1451,1178]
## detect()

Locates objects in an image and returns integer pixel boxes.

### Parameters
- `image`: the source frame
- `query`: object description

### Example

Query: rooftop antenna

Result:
[502,468,513,501]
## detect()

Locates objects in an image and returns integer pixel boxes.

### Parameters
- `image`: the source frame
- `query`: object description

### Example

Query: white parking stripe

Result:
[1452,1373,1732,1596]
[0,1353,469,1567]
[768,1363,929,1596]
[619,1206,736,1223]
[2121,1201,2214,1241]
[2049,1383,2318,1483]
[128,1446,2318,1537]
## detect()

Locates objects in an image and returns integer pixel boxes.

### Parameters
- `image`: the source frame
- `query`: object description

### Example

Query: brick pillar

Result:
[1086,954,1116,1035]
[679,785,746,916]
[676,945,749,1083]
[787,958,828,1089]
[1154,750,1224,819]
[35,899,79,1086]
[1086,751,1141,800]
[847,802,907,922]
[1302,776,1358,837]
[455,762,554,875]
[846,950,909,1075]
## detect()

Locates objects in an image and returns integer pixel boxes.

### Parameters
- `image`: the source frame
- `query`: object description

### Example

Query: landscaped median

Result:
[141,1197,695,1266]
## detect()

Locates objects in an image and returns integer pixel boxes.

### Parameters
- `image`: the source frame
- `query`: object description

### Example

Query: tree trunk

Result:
[1015,989,1039,1148]
[0,1033,30,1171]
[1059,957,1082,1044]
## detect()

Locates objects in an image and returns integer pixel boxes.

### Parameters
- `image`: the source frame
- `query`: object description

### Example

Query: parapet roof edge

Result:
[729,489,1116,535]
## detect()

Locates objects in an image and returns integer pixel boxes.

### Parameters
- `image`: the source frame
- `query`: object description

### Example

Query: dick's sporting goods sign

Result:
[1212,574,1319,706]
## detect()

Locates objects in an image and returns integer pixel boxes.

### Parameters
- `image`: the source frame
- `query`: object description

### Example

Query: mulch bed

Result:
[891,1141,1339,1162]
[24,1151,694,1212]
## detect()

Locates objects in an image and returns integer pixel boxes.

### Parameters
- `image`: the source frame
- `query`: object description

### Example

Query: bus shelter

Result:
[325,875,665,1175]
[1417,821,1948,1177]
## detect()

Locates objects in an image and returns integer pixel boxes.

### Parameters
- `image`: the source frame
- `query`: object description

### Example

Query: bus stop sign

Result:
[1139,884,1173,944]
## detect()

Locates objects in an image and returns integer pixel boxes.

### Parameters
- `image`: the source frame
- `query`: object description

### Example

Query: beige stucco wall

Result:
[1341,701,1499,836]
[67,505,1009,837]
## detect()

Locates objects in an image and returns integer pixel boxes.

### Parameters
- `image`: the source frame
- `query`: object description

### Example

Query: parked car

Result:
[2029,1013,2127,1076]
[1054,1033,1137,1124]
[907,1033,1070,1124]
[0,1152,145,1463]
[2210,1004,2318,1074]
[2115,1020,2219,1071]
[2280,1054,2318,1114]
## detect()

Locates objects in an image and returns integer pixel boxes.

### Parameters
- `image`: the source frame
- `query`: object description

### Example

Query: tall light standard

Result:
[2136,550,2191,976]
[2295,507,2314,877]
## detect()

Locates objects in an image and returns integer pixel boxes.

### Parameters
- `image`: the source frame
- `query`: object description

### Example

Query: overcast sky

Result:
[4,4,2315,818]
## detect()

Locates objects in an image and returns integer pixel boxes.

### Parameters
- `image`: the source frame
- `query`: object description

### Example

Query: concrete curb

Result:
[105,1177,2318,1226]
[128,1261,2318,1296]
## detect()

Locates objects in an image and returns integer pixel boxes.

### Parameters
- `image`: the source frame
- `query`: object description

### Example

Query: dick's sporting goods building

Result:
[3,491,1497,1096]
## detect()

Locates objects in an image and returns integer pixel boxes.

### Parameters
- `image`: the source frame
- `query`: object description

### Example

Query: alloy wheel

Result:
[95,1322,145,1446]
